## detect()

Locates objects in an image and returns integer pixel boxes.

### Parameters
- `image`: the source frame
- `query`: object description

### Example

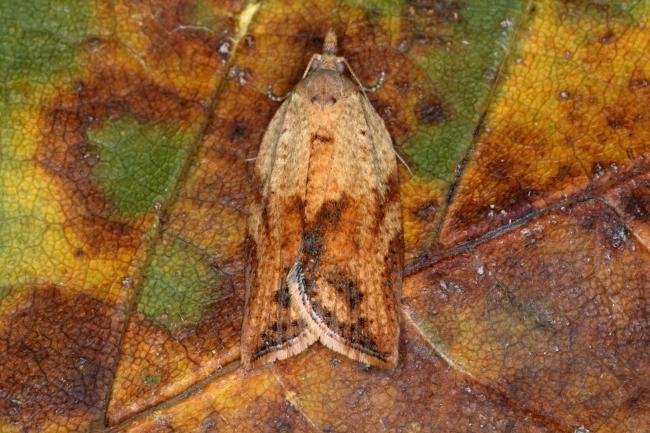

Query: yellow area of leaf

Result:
[109,0,226,100]
[1,109,149,303]
[0,0,242,430]
[400,173,448,259]
[122,367,317,433]
[441,0,650,245]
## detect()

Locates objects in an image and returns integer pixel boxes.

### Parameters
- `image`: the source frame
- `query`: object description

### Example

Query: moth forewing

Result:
[242,29,403,369]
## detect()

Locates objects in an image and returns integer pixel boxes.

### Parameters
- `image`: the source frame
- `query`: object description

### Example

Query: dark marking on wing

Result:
[253,319,304,360]
[310,132,334,143]
[319,197,347,225]
[374,172,400,232]
[326,270,363,309]
[273,281,291,308]
[300,196,349,284]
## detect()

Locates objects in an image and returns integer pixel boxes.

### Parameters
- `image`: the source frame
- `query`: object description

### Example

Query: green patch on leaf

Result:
[138,234,229,332]
[341,0,402,15]
[143,374,161,386]
[0,0,94,161]
[0,285,10,302]
[405,121,472,182]
[0,0,91,84]
[87,116,195,218]
[192,0,223,31]
[406,0,525,180]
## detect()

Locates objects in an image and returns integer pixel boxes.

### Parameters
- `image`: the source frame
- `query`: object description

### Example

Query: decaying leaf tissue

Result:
[242,30,403,369]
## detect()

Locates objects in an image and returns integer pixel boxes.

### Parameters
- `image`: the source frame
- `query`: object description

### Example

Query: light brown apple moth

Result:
[242,30,403,369]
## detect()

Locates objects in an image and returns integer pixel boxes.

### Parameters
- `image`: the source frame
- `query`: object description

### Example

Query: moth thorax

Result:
[316,54,344,73]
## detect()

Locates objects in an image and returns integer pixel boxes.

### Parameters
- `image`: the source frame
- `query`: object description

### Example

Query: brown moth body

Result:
[242,30,403,369]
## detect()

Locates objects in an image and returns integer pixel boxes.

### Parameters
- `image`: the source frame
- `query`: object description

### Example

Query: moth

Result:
[242,30,403,369]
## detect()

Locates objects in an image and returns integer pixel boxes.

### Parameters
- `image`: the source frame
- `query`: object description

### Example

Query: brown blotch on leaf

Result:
[580,214,596,230]
[0,286,121,430]
[38,71,204,258]
[486,157,513,181]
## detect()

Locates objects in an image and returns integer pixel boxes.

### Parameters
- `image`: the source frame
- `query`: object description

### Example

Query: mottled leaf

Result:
[0,0,648,432]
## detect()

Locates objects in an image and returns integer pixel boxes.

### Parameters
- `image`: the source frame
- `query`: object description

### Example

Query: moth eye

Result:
[336,61,345,73]
[311,58,322,70]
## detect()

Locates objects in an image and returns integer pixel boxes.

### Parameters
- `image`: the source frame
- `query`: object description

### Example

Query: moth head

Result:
[311,55,346,74]
[323,29,337,55]
[311,29,346,73]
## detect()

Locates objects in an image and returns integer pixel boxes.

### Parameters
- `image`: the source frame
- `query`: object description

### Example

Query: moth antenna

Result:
[341,59,386,95]
[362,71,385,93]
[323,29,337,54]
[394,149,413,176]
[266,85,290,102]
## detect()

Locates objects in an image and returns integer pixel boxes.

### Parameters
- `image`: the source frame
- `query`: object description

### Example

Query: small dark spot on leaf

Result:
[599,30,615,44]
[230,121,248,140]
[408,0,462,21]
[623,191,648,221]
[414,200,438,221]
[486,158,512,180]
[414,94,447,124]
[629,78,649,91]
[592,162,606,178]
[605,223,629,249]
[607,116,625,129]
[580,215,595,230]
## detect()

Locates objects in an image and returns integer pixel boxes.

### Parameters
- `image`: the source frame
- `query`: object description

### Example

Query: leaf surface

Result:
[0,0,648,432]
